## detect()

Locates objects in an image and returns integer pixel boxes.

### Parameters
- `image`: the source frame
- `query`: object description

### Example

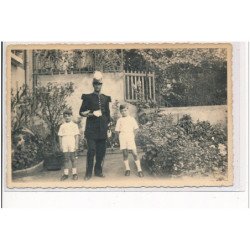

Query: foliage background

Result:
[34,48,227,107]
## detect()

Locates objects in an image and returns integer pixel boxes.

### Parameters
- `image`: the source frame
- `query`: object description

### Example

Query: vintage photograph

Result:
[5,43,233,188]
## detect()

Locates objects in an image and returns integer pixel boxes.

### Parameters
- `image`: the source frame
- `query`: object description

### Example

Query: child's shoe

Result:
[72,174,78,180]
[125,170,130,176]
[138,171,144,178]
[60,174,68,181]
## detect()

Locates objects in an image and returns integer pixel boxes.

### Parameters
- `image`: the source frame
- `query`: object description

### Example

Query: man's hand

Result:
[93,110,102,117]
[80,110,93,117]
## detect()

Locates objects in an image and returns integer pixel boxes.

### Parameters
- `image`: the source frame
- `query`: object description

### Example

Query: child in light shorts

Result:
[115,104,144,177]
[58,109,80,181]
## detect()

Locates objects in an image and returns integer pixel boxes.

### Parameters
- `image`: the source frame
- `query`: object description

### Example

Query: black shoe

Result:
[60,174,68,181]
[95,173,105,178]
[138,171,144,178]
[84,175,91,181]
[72,174,78,180]
[125,170,130,176]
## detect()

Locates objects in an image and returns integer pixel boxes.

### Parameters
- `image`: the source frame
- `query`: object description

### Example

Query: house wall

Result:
[11,51,33,90]
[37,72,125,118]
[37,72,138,132]
[158,105,227,125]
[11,64,25,90]
[37,73,226,126]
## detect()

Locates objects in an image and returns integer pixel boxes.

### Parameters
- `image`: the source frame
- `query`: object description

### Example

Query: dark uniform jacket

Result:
[79,93,111,139]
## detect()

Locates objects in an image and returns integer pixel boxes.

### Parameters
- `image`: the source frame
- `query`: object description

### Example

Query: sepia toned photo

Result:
[5,43,233,188]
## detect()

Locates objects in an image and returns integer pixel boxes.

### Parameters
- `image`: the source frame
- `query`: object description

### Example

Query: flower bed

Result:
[12,160,44,178]
[137,114,227,177]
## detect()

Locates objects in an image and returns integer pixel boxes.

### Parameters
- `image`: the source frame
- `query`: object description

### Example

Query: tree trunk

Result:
[50,126,58,154]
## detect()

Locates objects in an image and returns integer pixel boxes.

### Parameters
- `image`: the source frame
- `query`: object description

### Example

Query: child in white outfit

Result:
[115,104,144,177]
[58,109,80,181]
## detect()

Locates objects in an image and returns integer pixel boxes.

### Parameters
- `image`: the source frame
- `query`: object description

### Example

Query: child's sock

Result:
[135,160,142,172]
[72,168,77,175]
[124,160,130,170]
[64,168,69,175]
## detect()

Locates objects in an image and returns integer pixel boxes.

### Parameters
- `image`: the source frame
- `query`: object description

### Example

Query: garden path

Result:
[12,152,160,188]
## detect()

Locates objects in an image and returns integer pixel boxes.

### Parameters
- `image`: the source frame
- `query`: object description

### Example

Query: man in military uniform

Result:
[79,71,111,180]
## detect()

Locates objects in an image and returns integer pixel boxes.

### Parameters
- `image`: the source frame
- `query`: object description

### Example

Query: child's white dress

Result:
[58,121,80,152]
[115,116,138,150]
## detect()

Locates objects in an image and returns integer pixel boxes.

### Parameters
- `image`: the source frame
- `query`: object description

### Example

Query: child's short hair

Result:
[119,104,128,111]
[63,109,73,116]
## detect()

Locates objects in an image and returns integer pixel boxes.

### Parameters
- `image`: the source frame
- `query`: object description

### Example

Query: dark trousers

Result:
[86,138,106,176]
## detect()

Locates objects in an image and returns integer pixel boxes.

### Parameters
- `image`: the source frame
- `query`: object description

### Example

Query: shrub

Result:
[137,114,227,177]
[11,82,75,170]
[11,85,45,171]
[35,82,75,154]
[12,129,44,171]
[78,136,87,153]
[107,100,120,149]
[11,85,33,134]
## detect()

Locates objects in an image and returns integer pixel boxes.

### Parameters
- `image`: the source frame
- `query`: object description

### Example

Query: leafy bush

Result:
[11,85,45,171]
[137,114,227,177]
[78,136,87,153]
[104,99,121,149]
[11,85,33,134]
[35,82,75,154]
[11,82,75,171]
[12,130,44,171]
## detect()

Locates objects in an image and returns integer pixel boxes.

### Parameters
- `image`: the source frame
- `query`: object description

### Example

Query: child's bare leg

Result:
[131,149,142,172]
[69,152,77,174]
[122,149,130,171]
[63,152,70,175]
[131,149,138,161]
[122,149,128,161]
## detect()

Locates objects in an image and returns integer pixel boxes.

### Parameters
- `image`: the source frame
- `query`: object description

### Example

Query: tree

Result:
[138,48,226,69]
[124,48,227,106]
[34,49,123,73]
[11,85,33,134]
[35,82,75,153]
[34,48,228,107]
